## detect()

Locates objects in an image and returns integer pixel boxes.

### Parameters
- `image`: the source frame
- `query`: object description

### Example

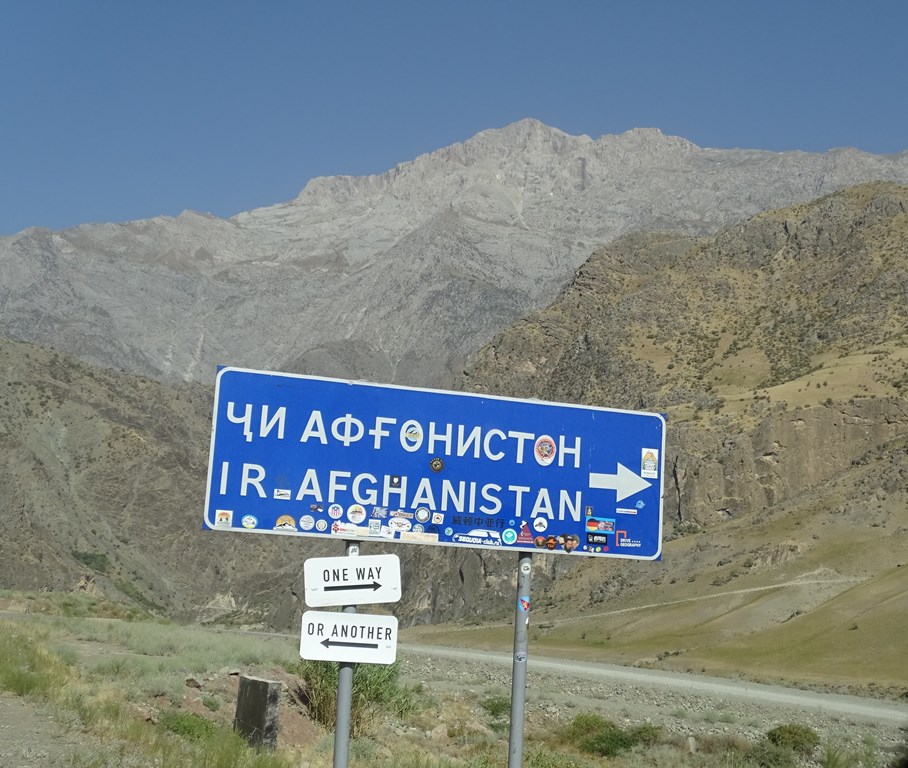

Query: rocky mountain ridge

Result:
[2,119,908,390]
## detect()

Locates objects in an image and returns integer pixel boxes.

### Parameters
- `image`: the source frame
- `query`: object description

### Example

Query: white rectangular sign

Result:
[300,610,398,665]
[304,554,401,607]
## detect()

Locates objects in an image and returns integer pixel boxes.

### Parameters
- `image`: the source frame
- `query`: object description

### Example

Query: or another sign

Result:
[299,610,398,664]
[304,554,401,607]
[204,368,666,559]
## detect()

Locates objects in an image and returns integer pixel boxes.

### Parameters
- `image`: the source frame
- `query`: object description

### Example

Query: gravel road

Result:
[399,644,908,759]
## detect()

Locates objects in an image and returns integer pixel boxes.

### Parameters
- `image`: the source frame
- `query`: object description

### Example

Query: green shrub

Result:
[114,579,165,613]
[290,659,415,736]
[0,625,71,698]
[766,723,821,756]
[481,694,511,720]
[72,551,112,574]
[560,712,662,757]
[560,712,611,743]
[628,723,662,747]
[582,726,637,757]
[746,739,798,768]
[158,710,218,741]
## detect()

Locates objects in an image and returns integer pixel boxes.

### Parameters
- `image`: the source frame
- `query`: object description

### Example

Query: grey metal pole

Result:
[333,541,359,768]
[508,552,532,768]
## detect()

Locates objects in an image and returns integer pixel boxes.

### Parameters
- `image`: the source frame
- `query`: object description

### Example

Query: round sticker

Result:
[241,515,258,529]
[502,528,517,545]
[347,504,366,524]
[415,507,431,523]
[298,515,315,531]
[315,519,328,531]
[534,436,556,466]
[274,515,297,531]
[533,517,548,532]
[328,503,344,519]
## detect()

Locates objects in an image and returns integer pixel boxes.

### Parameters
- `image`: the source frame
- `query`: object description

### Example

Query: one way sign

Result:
[304,554,401,607]
[300,611,398,664]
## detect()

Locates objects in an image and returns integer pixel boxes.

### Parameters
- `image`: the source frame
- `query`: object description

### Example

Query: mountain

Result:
[1,114,907,691]
[1,183,906,696]
[2,120,908,391]
[448,181,907,691]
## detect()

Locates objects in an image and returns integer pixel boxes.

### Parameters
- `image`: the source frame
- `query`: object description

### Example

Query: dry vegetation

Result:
[1,594,905,768]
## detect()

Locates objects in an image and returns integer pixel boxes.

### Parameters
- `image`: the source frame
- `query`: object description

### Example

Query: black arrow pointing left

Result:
[320,638,379,649]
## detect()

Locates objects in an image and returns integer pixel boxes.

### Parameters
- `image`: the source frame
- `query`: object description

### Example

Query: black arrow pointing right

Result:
[324,581,381,592]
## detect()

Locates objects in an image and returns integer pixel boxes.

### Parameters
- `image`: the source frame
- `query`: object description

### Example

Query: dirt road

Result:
[402,644,908,726]
[0,694,91,767]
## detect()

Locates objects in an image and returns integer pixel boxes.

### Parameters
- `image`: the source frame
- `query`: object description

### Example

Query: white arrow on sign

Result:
[588,463,652,502]
[304,554,401,607]
[300,610,398,665]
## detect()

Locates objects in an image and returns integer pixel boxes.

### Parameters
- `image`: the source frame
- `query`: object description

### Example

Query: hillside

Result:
[445,182,908,693]
[1,182,907,694]
[0,340,330,624]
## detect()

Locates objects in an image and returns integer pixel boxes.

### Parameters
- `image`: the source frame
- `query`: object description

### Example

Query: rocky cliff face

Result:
[666,398,907,524]
[2,120,907,391]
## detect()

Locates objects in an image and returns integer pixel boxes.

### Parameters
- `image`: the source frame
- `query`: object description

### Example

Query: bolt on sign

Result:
[204,368,666,560]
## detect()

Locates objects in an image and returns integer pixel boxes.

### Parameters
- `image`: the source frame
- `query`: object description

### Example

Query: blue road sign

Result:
[203,368,666,560]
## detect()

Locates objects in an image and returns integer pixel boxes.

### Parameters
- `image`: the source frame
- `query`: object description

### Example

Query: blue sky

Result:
[2,0,906,236]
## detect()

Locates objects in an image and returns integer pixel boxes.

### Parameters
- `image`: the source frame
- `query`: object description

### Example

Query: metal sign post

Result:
[333,540,358,768]
[508,552,532,768]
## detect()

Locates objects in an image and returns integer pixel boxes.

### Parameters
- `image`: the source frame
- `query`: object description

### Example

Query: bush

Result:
[481,694,511,720]
[158,710,218,741]
[746,739,798,768]
[560,712,662,757]
[766,723,821,756]
[0,625,71,698]
[72,551,112,574]
[291,659,415,736]
[628,723,662,747]
[560,712,611,743]
[582,726,637,757]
